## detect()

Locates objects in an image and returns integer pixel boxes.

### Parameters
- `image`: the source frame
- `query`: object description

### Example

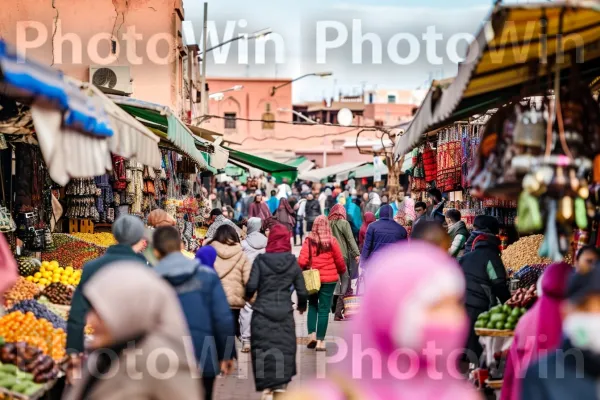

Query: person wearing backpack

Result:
[153,226,236,400]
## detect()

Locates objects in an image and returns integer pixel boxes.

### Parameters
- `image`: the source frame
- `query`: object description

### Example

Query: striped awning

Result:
[394,1,600,158]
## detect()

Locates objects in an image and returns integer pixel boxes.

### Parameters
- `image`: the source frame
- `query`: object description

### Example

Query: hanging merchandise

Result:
[436,126,462,192]
[94,174,114,223]
[422,144,437,182]
[65,178,100,221]
[410,148,426,193]
[461,123,483,188]
[126,160,144,215]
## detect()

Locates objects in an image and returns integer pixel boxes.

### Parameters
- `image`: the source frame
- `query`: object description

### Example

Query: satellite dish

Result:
[337,108,353,126]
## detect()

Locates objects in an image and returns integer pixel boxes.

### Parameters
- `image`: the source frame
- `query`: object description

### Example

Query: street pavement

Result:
[214,243,346,399]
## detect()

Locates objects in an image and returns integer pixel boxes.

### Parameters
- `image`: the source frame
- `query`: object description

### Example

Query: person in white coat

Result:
[239,217,268,352]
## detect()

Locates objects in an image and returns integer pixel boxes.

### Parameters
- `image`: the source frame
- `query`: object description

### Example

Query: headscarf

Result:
[308,215,333,252]
[275,198,295,226]
[205,215,243,242]
[501,262,572,400]
[147,209,176,228]
[359,212,376,249]
[245,217,268,250]
[84,263,191,345]
[249,198,271,221]
[342,242,475,400]
[328,203,347,221]
[365,192,381,214]
[336,193,347,206]
[195,246,217,270]
[265,224,292,253]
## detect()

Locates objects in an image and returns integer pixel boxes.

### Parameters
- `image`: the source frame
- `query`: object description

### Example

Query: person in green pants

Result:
[298,215,347,351]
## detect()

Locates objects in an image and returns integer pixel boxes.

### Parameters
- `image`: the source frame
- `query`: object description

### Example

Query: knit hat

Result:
[112,214,145,246]
[473,215,500,235]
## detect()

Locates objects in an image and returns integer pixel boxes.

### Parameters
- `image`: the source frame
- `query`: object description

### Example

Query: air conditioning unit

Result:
[89,65,132,94]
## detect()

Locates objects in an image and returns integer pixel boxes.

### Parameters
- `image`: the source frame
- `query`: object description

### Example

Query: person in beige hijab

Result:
[64,262,203,400]
[147,209,176,228]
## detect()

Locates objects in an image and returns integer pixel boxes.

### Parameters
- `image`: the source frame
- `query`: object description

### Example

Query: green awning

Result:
[285,156,308,167]
[224,146,298,183]
[116,102,209,169]
[224,163,246,177]
[352,163,389,179]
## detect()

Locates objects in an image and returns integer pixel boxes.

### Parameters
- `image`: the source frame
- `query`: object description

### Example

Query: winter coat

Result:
[459,234,510,311]
[463,228,494,255]
[67,245,147,353]
[297,238,346,283]
[155,252,235,377]
[246,252,308,390]
[305,199,321,222]
[361,205,407,262]
[522,339,600,400]
[426,201,446,224]
[211,242,253,309]
[330,219,360,261]
[448,221,470,257]
[241,233,267,265]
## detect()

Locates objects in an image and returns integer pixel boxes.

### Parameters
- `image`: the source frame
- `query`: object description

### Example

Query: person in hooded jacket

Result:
[208,225,253,339]
[360,204,407,263]
[445,209,470,258]
[153,227,235,400]
[304,193,321,232]
[238,217,268,353]
[246,224,308,398]
[459,218,510,360]
[463,215,500,255]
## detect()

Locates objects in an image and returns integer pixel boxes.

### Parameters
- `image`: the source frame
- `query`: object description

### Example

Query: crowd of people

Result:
[4,177,598,399]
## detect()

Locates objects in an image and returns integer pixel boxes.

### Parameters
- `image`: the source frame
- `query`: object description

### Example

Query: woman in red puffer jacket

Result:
[298,215,346,352]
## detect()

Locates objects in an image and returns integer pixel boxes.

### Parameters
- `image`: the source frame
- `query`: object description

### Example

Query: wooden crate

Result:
[69,219,94,234]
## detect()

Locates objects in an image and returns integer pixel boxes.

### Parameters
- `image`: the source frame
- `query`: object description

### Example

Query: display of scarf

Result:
[125,160,144,215]
[65,178,100,221]
[95,174,114,223]
[422,144,437,182]
[461,123,483,188]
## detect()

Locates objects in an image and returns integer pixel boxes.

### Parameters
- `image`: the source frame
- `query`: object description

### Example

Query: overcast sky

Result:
[184,0,525,102]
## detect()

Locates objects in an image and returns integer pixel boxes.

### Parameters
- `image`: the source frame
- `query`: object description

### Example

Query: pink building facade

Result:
[0,0,188,116]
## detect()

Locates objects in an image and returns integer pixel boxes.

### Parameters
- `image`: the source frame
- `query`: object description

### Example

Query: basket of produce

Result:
[474,304,526,336]
[502,235,572,273]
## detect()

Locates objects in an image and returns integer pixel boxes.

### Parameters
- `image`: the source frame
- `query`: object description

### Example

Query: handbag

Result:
[343,273,365,319]
[302,241,321,295]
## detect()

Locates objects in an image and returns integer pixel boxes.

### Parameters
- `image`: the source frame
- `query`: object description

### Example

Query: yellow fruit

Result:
[32,277,39,283]
[26,276,33,282]
[42,261,49,267]
[33,272,41,279]
[67,278,75,285]
[39,278,48,286]
[66,266,74,272]
[50,260,59,267]
[63,270,72,277]
[39,266,46,273]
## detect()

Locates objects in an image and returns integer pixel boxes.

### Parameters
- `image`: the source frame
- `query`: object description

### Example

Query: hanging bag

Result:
[302,241,321,295]
[343,273,365,319]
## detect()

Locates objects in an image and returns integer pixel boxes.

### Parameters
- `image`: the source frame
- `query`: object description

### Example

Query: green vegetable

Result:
[16,370,34,381]
[0,376,17,389]
[520,307,527,316]
[478,312,490,321]
[0,364,18,374]
[475,320,485,328]
[511,308,522,317]
[490,313,507,323]
[502,304,511,313]
[486,321,495,329]
[23,383,43,396]
[11,382,30,393]
[495,321,505,330]
[504,322,515,330]
[507,315,519,324]
[489,305,503,314]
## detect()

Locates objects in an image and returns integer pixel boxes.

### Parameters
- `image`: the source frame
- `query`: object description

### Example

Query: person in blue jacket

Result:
[360,204,407,263]
[522,264,600,400]
[153,226,236,400]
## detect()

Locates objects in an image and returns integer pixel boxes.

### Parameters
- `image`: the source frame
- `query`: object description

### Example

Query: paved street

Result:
[214,312,345,399]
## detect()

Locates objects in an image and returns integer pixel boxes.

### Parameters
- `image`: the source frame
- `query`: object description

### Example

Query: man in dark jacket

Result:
[463,215,500,255]
[425,188,446,224]
[361,204,407,262]
[304,193,321,232]
[522,265,600,400]
[66,214,147,354]
[459,220,510,360]
[154,226,235,400]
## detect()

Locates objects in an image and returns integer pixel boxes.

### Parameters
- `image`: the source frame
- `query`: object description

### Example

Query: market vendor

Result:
[574,245,600,274]
[66,215,148,356]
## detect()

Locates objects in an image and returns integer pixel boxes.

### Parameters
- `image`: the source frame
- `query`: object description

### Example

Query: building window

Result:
[224,113,236,130]
[375,120,384,127]
[387,95,396,104]
[368,93,374,104]
[262,104,275,130]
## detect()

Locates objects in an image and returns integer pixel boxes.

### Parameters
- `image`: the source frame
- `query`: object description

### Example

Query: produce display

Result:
[7,301,66,331]
[16,258,41,278]
[0,342,59,384]
[4,279,40,309]
[475,304,527,331]
[0,312,66,362]
[0,361,45,396]
[35,297,68,321]
[40,284,73,306]
[26,261,81,288]
[41,235,104,269]
[502,234,572,271]
[70,232,116,248]
[506,285,538,308]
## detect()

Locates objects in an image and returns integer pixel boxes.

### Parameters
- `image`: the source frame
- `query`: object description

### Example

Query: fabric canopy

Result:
[111,96,209,169]
[394,2,600,158]
[285,156,315,174]
[352,162,389,179]
[224,146,298,182]
[299,161,366,183]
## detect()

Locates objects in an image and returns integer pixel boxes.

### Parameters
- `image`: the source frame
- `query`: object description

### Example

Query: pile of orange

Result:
[0,311,66,361]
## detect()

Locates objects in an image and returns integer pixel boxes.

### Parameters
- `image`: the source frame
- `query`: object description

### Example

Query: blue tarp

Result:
[0,40,113,137]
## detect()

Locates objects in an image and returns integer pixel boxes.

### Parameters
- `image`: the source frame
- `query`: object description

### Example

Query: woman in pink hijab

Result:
[284,242,479,400]
[501,262,572,400]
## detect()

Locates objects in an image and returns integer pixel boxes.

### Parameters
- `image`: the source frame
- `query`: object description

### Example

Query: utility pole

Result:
[200,2,208,117]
